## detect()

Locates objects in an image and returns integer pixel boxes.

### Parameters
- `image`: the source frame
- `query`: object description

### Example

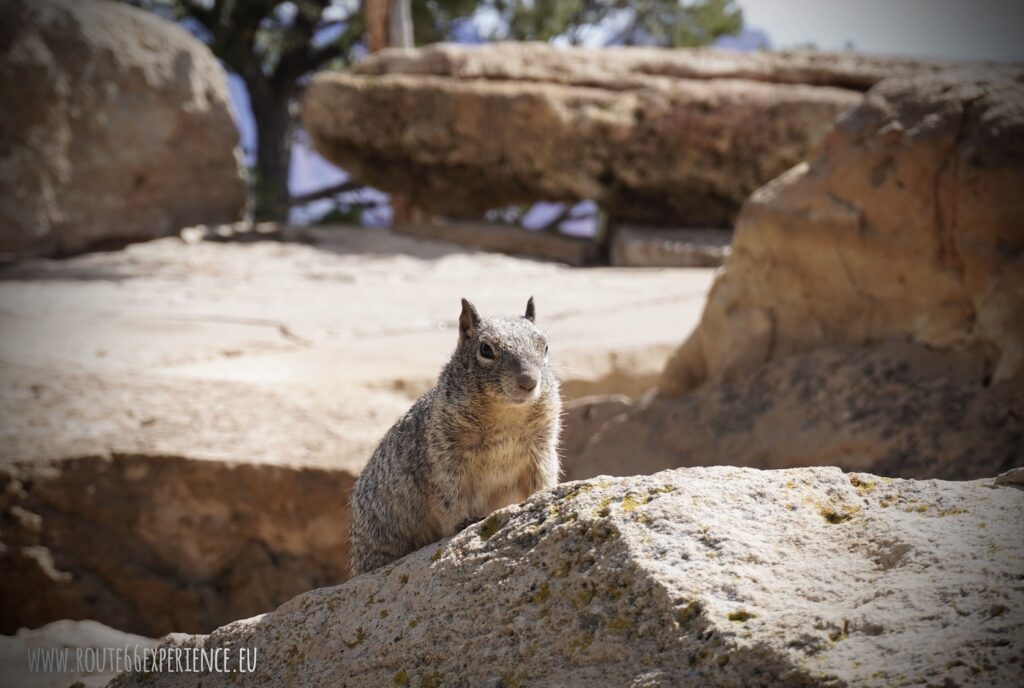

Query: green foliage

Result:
[491,0,742,47]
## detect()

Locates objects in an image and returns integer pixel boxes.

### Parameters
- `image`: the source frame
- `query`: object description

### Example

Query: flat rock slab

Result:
[303,43,873,227]
[611,226,732,268]
[109,466,1024,687]
[0,225,715,473]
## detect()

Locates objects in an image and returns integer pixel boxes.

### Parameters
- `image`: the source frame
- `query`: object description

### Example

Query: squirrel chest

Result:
[456,409,548,517]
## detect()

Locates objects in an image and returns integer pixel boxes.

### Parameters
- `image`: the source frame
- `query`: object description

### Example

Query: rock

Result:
[610,226,731,267]
[303,43,866,227]
[0,227,715,637]
[661,68,1024,396]
[0,367,357,638]
[0,453,356,639]
[0,620,156,688]
[561,394,633,462]
[394,220,601,266]
[0,0,247,256]
[109,466,1024,687]
[564,343,1024,482]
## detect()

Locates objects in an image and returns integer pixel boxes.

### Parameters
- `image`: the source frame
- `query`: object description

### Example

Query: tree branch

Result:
[289,180,365,206]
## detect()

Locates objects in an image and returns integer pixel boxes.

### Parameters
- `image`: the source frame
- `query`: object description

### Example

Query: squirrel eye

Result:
[544,343,549,355]
[478,342,495,359]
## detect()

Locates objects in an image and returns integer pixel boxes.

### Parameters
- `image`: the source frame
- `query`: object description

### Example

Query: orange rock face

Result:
[663,68,1024,395]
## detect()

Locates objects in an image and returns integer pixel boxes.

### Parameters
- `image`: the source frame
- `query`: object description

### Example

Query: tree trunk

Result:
[249,85,293,222]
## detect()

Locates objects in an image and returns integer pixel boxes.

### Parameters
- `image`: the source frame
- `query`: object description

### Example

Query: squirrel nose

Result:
[517,371,538,391]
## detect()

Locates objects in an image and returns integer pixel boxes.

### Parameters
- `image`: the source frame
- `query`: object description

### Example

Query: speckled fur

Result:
[349,298,561,575]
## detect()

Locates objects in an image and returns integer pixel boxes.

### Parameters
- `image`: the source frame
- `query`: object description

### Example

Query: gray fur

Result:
[348,297,562,575]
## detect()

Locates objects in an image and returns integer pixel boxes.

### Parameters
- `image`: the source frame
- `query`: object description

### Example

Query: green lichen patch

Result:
[621,493,652,512]
[499,672,521,688]
[671,597,704,626]
[392,669,409,686]
[531,582,551,604]
[421,673,444,688]
[849,475,876,496]
[479,515,502,540]
[430,548,443,562]
[409,616,421,628]
[343,627,366,649]
[562,484,595,502]
[607,615,634,633]
[570,631,593,654]
[819,503,860,524]
[727,609,757,622]
[573,586,595,609]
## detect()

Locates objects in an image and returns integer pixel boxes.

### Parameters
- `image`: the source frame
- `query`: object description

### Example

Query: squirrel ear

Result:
[524,296,536,322]
[459,298,480,339]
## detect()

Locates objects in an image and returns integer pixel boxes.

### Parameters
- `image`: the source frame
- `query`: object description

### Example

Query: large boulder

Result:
[302,43,875,227]
[564,343,1024,482]
[110,466,1024,687]
[662,68,1024,395]
[0,0,247,256]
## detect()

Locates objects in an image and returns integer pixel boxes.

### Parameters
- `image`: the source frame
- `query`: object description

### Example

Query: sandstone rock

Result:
[0,367,357,638]
[0,451,355,639]
[0,0,247,256]
[349,42,965,90]
[662,68,1024,395]
[303,43,865,227]
[0,620,156,688]
[109,466,1024,687]
[564,343,1024,483]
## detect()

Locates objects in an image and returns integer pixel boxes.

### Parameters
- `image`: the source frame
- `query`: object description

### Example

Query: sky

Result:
[737,0,1024,63]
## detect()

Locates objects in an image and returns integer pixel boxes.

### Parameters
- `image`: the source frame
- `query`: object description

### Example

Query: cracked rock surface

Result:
[110,466,1024,687]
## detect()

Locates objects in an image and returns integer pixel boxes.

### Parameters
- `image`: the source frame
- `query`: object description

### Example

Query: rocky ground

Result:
[108,466,1024,688]
[0,225,714,637]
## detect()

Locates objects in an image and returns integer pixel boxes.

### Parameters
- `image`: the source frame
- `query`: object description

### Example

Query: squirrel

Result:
[348,297,561,575]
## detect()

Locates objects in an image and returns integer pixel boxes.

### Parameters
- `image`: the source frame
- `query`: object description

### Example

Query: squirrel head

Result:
[454,297,550,406]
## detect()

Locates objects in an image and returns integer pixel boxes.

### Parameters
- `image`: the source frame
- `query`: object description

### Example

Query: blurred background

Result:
[0,1,1022,686]
[132,0,1024,230]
